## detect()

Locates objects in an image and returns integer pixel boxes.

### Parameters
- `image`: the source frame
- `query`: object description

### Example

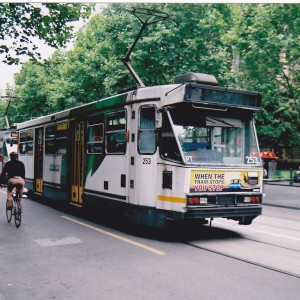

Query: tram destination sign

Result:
[184,83,262,110]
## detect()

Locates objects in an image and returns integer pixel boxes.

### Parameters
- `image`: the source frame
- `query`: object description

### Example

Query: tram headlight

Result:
[244,197,251,203]
[200,197,208,204]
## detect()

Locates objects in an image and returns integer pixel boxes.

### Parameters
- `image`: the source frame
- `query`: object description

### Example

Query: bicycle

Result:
[6,184,22,228]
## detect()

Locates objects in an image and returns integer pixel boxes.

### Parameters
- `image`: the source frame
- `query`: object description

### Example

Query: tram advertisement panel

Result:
[190,169,262,193]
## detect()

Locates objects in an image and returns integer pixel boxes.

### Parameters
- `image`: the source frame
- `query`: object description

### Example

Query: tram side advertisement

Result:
[190,169,262,193]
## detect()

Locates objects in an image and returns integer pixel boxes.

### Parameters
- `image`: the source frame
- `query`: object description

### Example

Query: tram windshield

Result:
[160,109,261,166]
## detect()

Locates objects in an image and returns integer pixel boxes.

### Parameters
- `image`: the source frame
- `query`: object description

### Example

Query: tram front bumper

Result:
[186,205,262,220]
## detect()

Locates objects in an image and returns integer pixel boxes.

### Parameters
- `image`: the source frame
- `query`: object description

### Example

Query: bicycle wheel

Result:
[6,203,13,223]
[14,200,22,228]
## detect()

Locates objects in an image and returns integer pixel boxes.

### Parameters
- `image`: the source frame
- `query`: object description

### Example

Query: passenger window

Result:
[56,123,67,155]
[45,123,68,155]
[19,129,33,155]
[87,116,104,154]
[138,106,156,154]
[45,125,56,155]
[19,131,26,143]
[3,142,7,157]
[106,111,126,154]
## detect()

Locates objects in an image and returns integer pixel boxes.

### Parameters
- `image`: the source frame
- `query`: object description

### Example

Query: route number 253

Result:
[246,156,259,164]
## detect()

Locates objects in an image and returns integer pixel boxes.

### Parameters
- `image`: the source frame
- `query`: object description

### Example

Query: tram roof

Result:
[16,85,174,129]
[16,82,262,130]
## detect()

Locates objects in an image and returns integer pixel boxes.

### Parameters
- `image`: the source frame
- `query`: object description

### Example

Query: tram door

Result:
[34,127,44,193]
[71,121,84,206]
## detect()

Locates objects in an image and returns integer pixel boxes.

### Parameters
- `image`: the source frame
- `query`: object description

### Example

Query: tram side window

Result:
[45,123,68,155]
[138,106,156,154]
[2,142,7,157]
[160,112,182,162]
[45,125,56,155]
[19,131,26,154]
[19,129,33,155]
[56,123,67,155]
[26,129,33,154]
[106,111,126,154]
[87,116,104,154]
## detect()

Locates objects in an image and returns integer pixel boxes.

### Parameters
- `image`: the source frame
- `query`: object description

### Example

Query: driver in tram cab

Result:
[0,152,25,210]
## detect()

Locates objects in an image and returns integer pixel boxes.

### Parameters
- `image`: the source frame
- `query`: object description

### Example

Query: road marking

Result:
[34,236,82,247]
[61,216,166,256]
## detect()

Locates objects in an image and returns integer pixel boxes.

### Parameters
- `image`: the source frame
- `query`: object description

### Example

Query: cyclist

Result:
[0,152,25,210]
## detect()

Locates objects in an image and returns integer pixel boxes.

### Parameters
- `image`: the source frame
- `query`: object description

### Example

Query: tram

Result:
[16,8,263,227]
[0,128,18,175]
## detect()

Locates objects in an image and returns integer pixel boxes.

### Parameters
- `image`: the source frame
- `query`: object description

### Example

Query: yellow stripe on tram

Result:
[157,195,186,204]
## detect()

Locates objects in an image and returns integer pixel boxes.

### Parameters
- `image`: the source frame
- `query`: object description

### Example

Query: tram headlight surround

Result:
[243,196,261,203]
[188,196,208,205]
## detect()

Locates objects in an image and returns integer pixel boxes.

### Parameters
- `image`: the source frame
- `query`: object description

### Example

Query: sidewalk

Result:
[263,180,300,210]
[264,180,300,187]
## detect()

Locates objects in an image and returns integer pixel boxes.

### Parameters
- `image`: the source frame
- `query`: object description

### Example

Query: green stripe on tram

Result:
[69,93,129,118]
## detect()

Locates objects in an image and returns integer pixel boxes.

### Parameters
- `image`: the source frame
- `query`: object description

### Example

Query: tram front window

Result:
[161,110,261,166]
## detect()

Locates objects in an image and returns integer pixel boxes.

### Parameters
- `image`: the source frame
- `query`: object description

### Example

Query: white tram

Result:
[16,72,263,227]
[0,128,18,175]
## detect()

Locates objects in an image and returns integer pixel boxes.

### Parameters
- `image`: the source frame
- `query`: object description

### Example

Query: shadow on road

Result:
[121,221,243,243]
[28,195,243,243]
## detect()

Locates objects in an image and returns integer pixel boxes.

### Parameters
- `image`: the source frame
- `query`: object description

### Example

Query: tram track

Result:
[181,218,300,280]
[185,241,300,279]
[254,222,300,234]
[239,235,300,253]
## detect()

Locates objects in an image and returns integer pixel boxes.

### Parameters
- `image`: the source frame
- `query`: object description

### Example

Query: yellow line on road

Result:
[61,216,166,256]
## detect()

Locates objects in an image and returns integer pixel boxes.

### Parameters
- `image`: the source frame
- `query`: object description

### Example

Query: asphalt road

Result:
[0,184,299,300]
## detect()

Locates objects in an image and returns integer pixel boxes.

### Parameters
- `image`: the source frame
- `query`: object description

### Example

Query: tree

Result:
[9,3,300,152]
[10,61,49,121]
[11,2,234,124]
[0,3,92,64]
[66,3,233,96]
[225,4,300,150]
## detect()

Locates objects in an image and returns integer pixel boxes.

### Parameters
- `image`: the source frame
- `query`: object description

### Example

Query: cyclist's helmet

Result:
[9,151,18,160]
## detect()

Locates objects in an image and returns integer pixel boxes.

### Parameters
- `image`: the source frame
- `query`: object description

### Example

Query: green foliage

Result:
[0,3,92,64]
[11,2,233,122]
[224,4,300,149]
[6,3,300,149]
